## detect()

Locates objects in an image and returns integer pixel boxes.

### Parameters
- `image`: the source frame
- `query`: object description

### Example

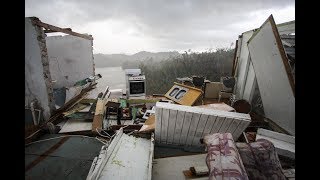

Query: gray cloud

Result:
[25,0,294,53]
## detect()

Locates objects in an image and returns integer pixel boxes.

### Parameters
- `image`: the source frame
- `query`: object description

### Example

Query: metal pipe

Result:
[36,109,41,125]
[30,102,38,125]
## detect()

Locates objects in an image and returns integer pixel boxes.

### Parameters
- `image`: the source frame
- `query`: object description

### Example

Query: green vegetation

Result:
[139,48,235,95]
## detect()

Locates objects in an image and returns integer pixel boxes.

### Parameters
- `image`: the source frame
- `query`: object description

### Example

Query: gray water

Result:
[95,67,126,93]
[89,67,126,98]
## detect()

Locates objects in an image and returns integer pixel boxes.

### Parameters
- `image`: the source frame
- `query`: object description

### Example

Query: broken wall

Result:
[247,16,295,135]
[234,20,295,102]
[25,18,55,121]
[233,18,295,135]
[46,35,95,89]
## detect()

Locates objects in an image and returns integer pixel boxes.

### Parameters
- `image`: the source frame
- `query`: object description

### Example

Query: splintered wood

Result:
[92,98,107,133]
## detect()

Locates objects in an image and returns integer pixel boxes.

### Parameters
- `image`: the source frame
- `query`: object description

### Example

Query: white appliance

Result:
[125,69,146,99]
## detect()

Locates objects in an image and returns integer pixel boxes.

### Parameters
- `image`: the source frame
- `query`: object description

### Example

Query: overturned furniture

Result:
[165,82,203,106]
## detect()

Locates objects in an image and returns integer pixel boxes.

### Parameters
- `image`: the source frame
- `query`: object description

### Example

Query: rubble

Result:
[25,15,295,180]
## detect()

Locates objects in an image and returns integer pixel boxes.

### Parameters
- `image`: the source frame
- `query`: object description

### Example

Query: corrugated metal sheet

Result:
[86,128,153,180]
[155,102,251,147]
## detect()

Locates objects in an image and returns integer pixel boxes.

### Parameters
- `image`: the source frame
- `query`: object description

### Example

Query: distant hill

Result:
[94,51,181,68]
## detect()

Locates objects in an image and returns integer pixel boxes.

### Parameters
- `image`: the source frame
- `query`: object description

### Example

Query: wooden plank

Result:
[179,112,193,145]
[192,114,209,146]
[155,108,162,143]
[102,86,109,99]
[44,28,71,33]
[62,104,88,117]
[185,113,201,146]
[25,83,97,143]
[94,99,106,115]
[167,110,178,144]
[210,116,225,134]
[218,117,233,133]
[92,99,106,132]
[202,115,217,136]
[160,108,170,143]
[31,17,93,40]
[80,98,96,104]
[173,110,186,145]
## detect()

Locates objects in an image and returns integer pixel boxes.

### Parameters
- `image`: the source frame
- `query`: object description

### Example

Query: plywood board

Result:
[248,15,295,135]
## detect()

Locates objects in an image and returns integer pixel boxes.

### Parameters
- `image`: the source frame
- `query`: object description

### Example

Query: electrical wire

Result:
[25,135,105,146]
[96,128,112,138]
[95,137,109,145]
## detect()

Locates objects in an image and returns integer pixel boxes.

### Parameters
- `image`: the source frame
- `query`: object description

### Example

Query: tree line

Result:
[138,48,235,95]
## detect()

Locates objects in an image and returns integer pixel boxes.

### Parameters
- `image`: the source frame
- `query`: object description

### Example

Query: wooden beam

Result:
[232,40,238,76]
[44,28,72,33]
[25,83,97,143]
[31,18,93,40]
[92,98,107,133]
[102,86,110,99]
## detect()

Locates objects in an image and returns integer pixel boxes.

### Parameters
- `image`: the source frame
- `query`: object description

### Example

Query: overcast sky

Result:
[25,0,295,54]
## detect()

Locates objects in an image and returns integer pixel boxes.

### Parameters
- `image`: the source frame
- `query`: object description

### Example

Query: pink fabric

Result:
[204,133,249,180]
[235,139,286,180]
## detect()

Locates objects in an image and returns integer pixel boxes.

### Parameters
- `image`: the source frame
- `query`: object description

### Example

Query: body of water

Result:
[95,66,126,93]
